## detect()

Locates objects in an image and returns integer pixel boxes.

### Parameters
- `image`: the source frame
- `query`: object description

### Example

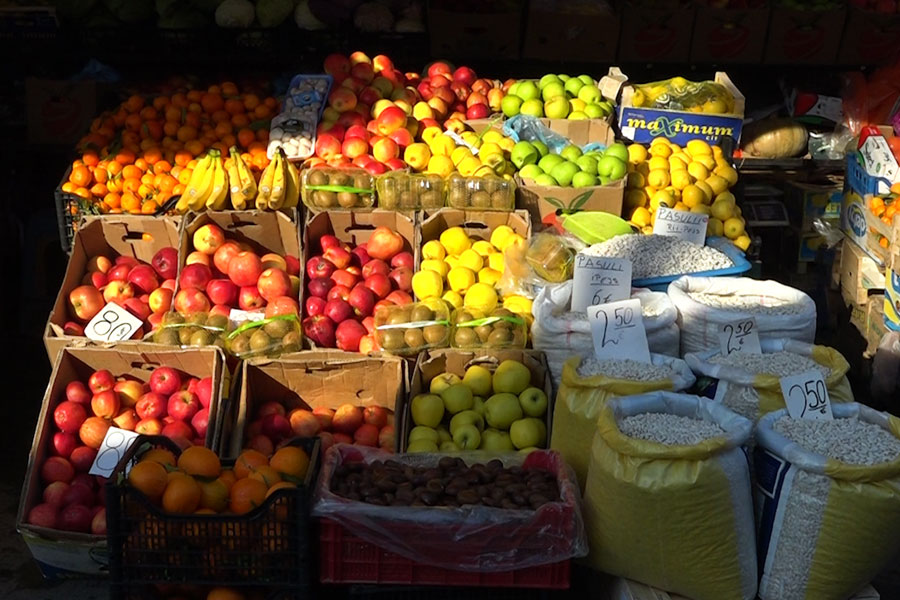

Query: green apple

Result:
[599,100,614,113]
[564,77,585,97]
[493,359,531,394]
[408,425,439,444]
[481,428,515,451]
[550,160,580,187]
[510,141,538,169]
[407,439,438,453]
[430,372,461,395]
[599,176,611,185]
[577,85,602,105]
[538,154,564,173]
[516,80,540,101]
[462,365,492,397]
[441,383,473,414]
[533,173,558,186]
[452,423,481,450]
[520,98,544,118]
[436,425,452,444]
[472,396,485,416]
[484,393,524,429]
[604,142,629,163]
[532,140,549,157]
[500,94,523,118]
[583,103,605,119]
[558,74,570,82]
[560,145,582,162]
[517,164,544,181]
[450,409,484,434]
[518,387,548,417]
[507,82,521,97]
[572,171,598,188]
[575,155,598,175]
[411,393,444,427]
[578,74,594,86]
[440,440,461,452]
[597,155,626,181]
[509,417,546,449]
[541,82,566,102]
[544,96,569,119]
[538,74,561,89]
[568,110,588,120]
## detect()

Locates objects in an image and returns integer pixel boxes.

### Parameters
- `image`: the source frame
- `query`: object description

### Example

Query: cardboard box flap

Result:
[182,210,300,259]
[420,209,531,245]
[599,67,628,104]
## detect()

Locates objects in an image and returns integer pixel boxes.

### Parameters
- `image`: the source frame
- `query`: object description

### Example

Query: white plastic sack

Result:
[668,276,815,356]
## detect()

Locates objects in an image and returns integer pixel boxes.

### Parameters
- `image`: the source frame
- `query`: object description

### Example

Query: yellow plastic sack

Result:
[550,355,696,490]
[583,392,757,600]
[755,404,900,600]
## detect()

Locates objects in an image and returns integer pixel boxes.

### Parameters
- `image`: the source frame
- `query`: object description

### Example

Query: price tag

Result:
[588,298,651,363]
[89,426,140,477]
[229,308,266,325]
[84,302,144,342]
[652,207,709,246]
[718,317,762,355]
[781,370,834,421]
[571,255,632,313]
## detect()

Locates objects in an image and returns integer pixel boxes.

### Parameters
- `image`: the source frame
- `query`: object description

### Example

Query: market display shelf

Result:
[735,157,845,173]
[632,237,751,291]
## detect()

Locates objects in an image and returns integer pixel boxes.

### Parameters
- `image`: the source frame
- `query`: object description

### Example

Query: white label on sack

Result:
[588,298,651,363]
[229,308,266,325]
[89,427,140,477]
[781,370,834,421]
[652,207,709,246]
[571,255,632,312]
[718,317,762,355]
[84,302,144,342]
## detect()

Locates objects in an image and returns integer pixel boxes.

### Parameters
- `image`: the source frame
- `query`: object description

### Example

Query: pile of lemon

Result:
[411,225,533,325]
[408,127,518,180]
[623,138,750,252]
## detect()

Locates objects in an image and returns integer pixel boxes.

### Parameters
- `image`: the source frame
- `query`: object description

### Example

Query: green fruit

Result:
[560,144,583,162]
[541,82,566,102]
[604,142,629,163]
[407,439,438,453]
[517,164,544,181]
[558,74,570,82]
[550,160,580,187]
[516,80,540,101]
[520,98,544,118]
[578,85,602,105]
[484,393,524,429]
[572,171,598,188]
[462,365,493,397]
[533,173,558,186]
[597,155,627,180]
[408,425,439,444]
[480,428,515,451]
[584,103,606,119]
[500,94,523,118]
[440,383,474,415]
[449,410,484,434]
[510,141,538,168]
[578,74,594,86]
[575,155,598,175]
[568,110,588,120]
[509,417,547,449]
[532,140,549,157]
[507,81,521,97]
[544,96,569,119]
[493,359,531,394]
[411,393,444,427]
[564,78,585,97]
[538,74,561,89]
[538,154,564,173]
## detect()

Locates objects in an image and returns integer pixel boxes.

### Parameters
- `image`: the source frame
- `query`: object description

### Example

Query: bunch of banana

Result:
[226,147,257,210]
[255,148,299,210]
[175,150,228,213]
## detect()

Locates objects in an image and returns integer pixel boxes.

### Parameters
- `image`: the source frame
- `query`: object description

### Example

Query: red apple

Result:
[350,245,371,268]
[284,255,301,276]
[192,223,225,255]
[257,268,291,302]
[385,290,413,306]
[161,278,176,292]
[247,434,274,455]
[54,401,87,434]
[123,297,151,322]
[210,304,230,319]
[288,408,321,437]
[63,321,85,336]
[148,287,173,314]
[388,267,413,292]
[318,431,335,451]
[66,381,91,405]
[173,289,211,315]
[228,251,264,287]
[327,285,351,302]
[191,408,210,439]
[83,271,107,289]
[213,242,241,274]
[151,247,178,280]
[195,377,213,409]
[332,404,364,434]
[41,456,75,484]
[320,235,342,251]
[112,408,139,431]
[206,279,239,306]
[324,298,353,323]
[335,320,367,352]
[260,253,287,272]
[160,420,194,444]
[135,392,167,420]
[363,406,389,428]
[390,252,414,269]
[363,273,392,299]
[378,424,395,450]
[135,418,163,435]
[126,265,159,295]
[149,367,181,396]
[353,423,379,446]
[239,286,266,311]
[78,417,109,450]
[362,316,376,335]
[452,66,477,86]
[106,263,131,282]
[70,446,98,472]
[308,276,335,299]
[27,503,59,529]
[358,334,377,354]
[256,401,285,419]
[348,285,376,317]
[303,315,336,347]
[91,390,120,419]
[312,407,335,430]
[88,370,115,394]
[261,413,292,441]
[332,432,353,444]
[361,259,389,278]
[168,390,200,422]
[179,263,212,291]
[265,296,300,318]
[331,269,359,289]
[52,432,78,458]
[114,380,146,409]
[59,504,92,532]
[91,508,107,535]
[69,285,105,322]
[43,481,70,507]
[62,482,94,508]
[323,246,351,269]
[306,296,326,317]
[185,251,210,267]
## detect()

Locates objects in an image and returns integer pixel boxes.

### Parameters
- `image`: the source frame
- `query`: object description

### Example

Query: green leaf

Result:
[569,191,594,211]
[544,196,564,209]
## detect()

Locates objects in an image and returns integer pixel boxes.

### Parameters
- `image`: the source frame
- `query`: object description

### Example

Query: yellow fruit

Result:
[669,156,688,172]
[673,201,688,211]
[648,156,669,172]
[504,234,525,253]
[471,240,496,257]
[479,142,502,157]
[705,175,729,196]
[690,204,711,215]
[712,145,724,158]
[733,234,751,251]
[422,240,446,261]
[665,186,681,200]
[478,267,502,286]
[687,161,709,182]
[647,169,670,189]
[457,156,482,177]
[682,184,705,207]
[626,171,645,189]
[651,189,676,209]
[627,144,648,164]
[650,137,670,147]
[625,189,648,209]
[723,217,745,240]
[482,130,503,144]
[440,227,471,256]
[715,191,736,205]
[711,198,735,221]
[707,217,724,237]
[734,205,742,217]
[447,266,476,293]
[426,155,455,178]
[644,185,658,199]
[458,248,484,272]
[497,137,515,153]
[460,132,479,147]
[451,146,473,166]
[686,140,712,156]
[421,126,443,145]
[412,269,443,299]
[696,155,717,171]
[695,180,714,203]
[420,259,450,278]
[442,290,463,309]
[670,169,691,191]
[631,206,652,227]
[503,295,532,316]
[488,253,505,272]
[463,283,498,312]
[429,134,456,157]
[715,164,738,186]
[489,226,514,251]
[445,256,459,269]
[649,143,672,158]
[704,99,728,114]
[636,161,650,177]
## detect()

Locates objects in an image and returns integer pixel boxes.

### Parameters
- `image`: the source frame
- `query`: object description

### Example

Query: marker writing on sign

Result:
[595,304,636,347]
[657,210,708,226]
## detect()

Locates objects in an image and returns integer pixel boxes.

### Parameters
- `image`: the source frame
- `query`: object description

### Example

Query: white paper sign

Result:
[571,255,632,312]
[718,317,762,355]
[229,308,266,325]
[89,426,140,477]
[652,207,709,246]
[781,370,834,421]
[588,298,651,363]
[84,302,144,342]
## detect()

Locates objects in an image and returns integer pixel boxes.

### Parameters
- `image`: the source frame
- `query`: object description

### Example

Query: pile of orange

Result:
[63,82,278,215]
[128,445,309,516]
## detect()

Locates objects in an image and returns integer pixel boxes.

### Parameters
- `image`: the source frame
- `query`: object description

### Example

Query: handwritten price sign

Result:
[588,298,651,363]
[89,426,140,477]
[653,207,709,246]
[781,370,834,421]
[718,317,762,355]
[84,302,143,343]
[571,255,632,313]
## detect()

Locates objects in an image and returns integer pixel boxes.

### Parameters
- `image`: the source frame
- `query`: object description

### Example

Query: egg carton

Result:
[268,74,332,160]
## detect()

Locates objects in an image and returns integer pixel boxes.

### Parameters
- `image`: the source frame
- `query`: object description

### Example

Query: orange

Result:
[128,460,168,502]
[253,104,272,120]
[90,183,108,197]
[265,481,296,499]
[178,168,194,185]
[177,446,221,478]
[121,193,141,212]
[162,473,202,514]
[116,149,136,165]
[144,147,162,165]
[243,93,260,111]
[172,183,186,195]
[139,106,158,121]
[255,128,269,142]
[214,121,232,138]
[70,165,92,187]
[174,150,192,167]
[224,98,244,115]
[153,159,172,174]
[92,166,108,184]
[142,448,176,467]
[221,81,239,97]
[218,469,236,491]
[234,449,268,480]
[61,181,76,193]
[124,94,144,113]
[141,200,159,214]
[211,110,230,124]
[207,588,246,600]
[177,125,198,143]
[228,478,267,515]
[269,446,310,480]
[185,140,205,156]
[103,192,121,209]
[82,150,100,167]
[237,128,255,149]
[124,113,142,132]
[198,478,229,512]
[249,466,282,487]
[122,164,142,180]
[231,113,250,129]
[74,187,91,200]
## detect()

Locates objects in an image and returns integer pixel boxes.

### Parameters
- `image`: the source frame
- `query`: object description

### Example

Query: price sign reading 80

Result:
[89,426,140,478]
[781,370,834,421]
[719,317,761,355]
[84,302,143,343]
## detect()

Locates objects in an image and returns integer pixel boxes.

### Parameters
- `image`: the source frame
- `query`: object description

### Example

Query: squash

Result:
[741,119,808,159]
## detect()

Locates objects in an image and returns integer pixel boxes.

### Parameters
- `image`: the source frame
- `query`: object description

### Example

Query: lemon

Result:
[669,156,688,172]
[644,185,658,199]
[650,137,670,147]
[665,186,681,200]
[458,248,484,271]
[627,144,648,164]
[673,201,689,211]
[625,189,648,209]
[733,234,751,251]
[420,259,450,278]
[488,252,505,272]
[705,175,729,196]
[649,143,672,158]
[479,142,503,157]
[715,191,736,205]
[632,89,646,107]
[440,227,471,256]
[647,169,670,189]
[426,155,455,178]
[451,146,473,167]
[442,289,464,309]
[671,169,691,191]
[472,164,496,178]
[686,139,712,156]
[489,225,514,251]
[478,267,502,286]
[412,270,443,299]
[636,161,650,177]
[723,217,745,240]
[471,240,496,257]
[707,217,724,237]
[447,266,476,293]
[711,198,735,221]
[696,154,717,171]
[695,180,714,203]
[631,206,652,227]
[671,151,692,165]
[704,99,728,114]
[734,205,742,217]
[422,240,446,261]
[687,161,709,181]
[651,189,676,209]
[648,156,669,172]
[503,295,532,316]
[714,164,738,186]
[682,184,705,207]
[712,145,724,158]
[463,283,498,312]
[627,171,646,189]
[690,204,711,215]
[641,225,654,235]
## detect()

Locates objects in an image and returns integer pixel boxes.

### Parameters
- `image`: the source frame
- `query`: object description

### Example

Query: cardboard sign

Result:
[84,302,143,342]
[89,426,140,477]
[588,298,651,363]
[781,370,834,421]
[571,255,632,312]
[718,317,762,355]
[653,207,709,246]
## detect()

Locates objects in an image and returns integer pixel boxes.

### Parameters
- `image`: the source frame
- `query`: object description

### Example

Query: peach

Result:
[388,128,414,149]
[394,99,412,116]
[444,118,466,135]
[213,241,241,274]
[315,133,342,160]
[328,87,357,112]
[257,268,291,302]
[431,85,455,105]
[426,97,449,119]
[370,98,395,119]
[372,54,394,73]
[349,51,371,65]
[185,251,210,267]
[350,62,375,83]
[345,125,369,141]
[358,85,382,107]
[385,158,406,171]
[412,101,435,121]
[148,287,173,314]
[487,88,504,112]
[371,76,394,98]
[375,106,406,135]
[192,223,225,255]
[466,92,488,108]
[260,253,287,271]
[342,136,369,159]
[372,137,400,163]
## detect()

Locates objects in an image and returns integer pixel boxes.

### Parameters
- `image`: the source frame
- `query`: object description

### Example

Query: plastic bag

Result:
[668,275,816,355]
[631,77,735,114]
[501,115,572,155]
[551,354,696,489]
[311,444,588,571]
[754,403,900,600]
[583,391,757,600]
[497,231,584,299]
[685,338,853,422]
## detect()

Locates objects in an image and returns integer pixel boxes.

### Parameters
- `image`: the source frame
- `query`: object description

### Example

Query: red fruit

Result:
[354,423,379,447]
[350,245,371,268]
[378,425,396,450]
[213,241,241,274]
[52,432,78,458]
[385,290,413,306]
[91,390,120,419]
[167,390,200,422]
[323,246,352,270]
[239,286,266,311]
[68,285,105,323]
[62,482,94,508]
[160,420,194,444]
[307,256,336,280]
[366,228,404,261]
[179,263,213,291]
[331,268,359,290]
[112,408,139,431]
[261,413,292,442]
[88,370,115,394]
[348,286,376,317]
[91,507,107,535]
[363,406,389,428]
[71,472,96,490]
[126,265,159,296]
[106,263,131,282]
[43,481,70,507]
[318,431,335,451]
[288,409,320,437]
[195,377,213,409]
[42,456,75,484]
[332,432,353,444]
[336,319,367,352]
[191,408,210,440]
[332,404,363,434]
[390,252,414,269]
[306,296,327,317]
[257,268,291,302]
[324,298,353,323]
[307,276,335,299]
[228,251,264,287]
[59,504,92,532]
[248,434,274,456]
[363,273,392,299]
[312,407,335,430]
[135,418,163,435]
[327,285,351,302]
[320,235,341,251]
[27,503,58,529]
[151,247,178,280]
[54,401,88,434]
[388,267,413,292]
[70,446,98,472]
[256,401,286,419]
[206,278,239,306]
[149,367,182,396]
[361,259,389,278]
[63,321,85,336]
[135,392,167,420]
[303,314,336,347]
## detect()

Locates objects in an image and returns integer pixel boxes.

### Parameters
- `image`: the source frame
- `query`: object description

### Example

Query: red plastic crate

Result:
[318,519,570,589]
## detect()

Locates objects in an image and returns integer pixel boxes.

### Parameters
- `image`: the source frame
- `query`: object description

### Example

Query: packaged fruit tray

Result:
[446,174,516,211]
[302,167,375,210]
[268,75,332,161]
[376,172,446,210]
[107,435,319,593]
[632,236,751,291]
[450,308,528,350]
[375,299,451,356]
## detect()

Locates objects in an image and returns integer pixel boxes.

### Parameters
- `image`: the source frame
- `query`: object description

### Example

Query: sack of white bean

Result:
[755,403,900,600]
[668,276,816,355]
[551,354,696,489]
[684,338,852,422]
[583,391,757,600]
[532,282,680,389]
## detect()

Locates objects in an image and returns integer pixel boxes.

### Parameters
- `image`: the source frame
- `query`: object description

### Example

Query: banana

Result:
[206,155,229,210]
[283,151,300,209]
[175,153,212,213]
[256,154,276,210]
[226,154,245,210]
[268,151,287,210]
[230,146,257,209]
[188,152,219,211]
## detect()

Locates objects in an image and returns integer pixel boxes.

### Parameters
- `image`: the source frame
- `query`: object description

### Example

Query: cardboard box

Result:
[517,177,625,227]
[466,117,615,147]
[841,239,886,306]
[419,208,531,249]
[690,7,769,64]
[841,187,884,266]
[17,346,227,577]
[850,298,868,337]
[618,3,694,64]
[839,6,900,65]
[44,216,182,364]
[598,577,880,600]
[786,179,843,233]
[867,294,888,356]
[25,77,97,146]
[616,72,745,146]
[522,0,619,63]
[223,352,407,459]
[427,1,522,60]
[402,349,554,451]
[798,233,826,264]
[764,6,845,65]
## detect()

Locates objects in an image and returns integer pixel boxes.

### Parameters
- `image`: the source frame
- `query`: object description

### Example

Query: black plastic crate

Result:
[54,165,97,254]
[106,435,319,598]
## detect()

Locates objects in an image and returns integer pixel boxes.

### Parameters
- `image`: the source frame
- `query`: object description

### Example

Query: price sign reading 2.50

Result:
[719,317,762,355]
[781,370,834,421]
[84,302,143,343]
[588,298,651,363]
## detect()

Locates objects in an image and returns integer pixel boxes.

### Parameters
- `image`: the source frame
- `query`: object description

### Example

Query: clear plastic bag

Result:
[632,77,735,114]
[311,444,588,571]
[498,231,584,299]
[151,311,228,348]
[375,299,450,356]
[450,307,527,349]
[225,314,302,358]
